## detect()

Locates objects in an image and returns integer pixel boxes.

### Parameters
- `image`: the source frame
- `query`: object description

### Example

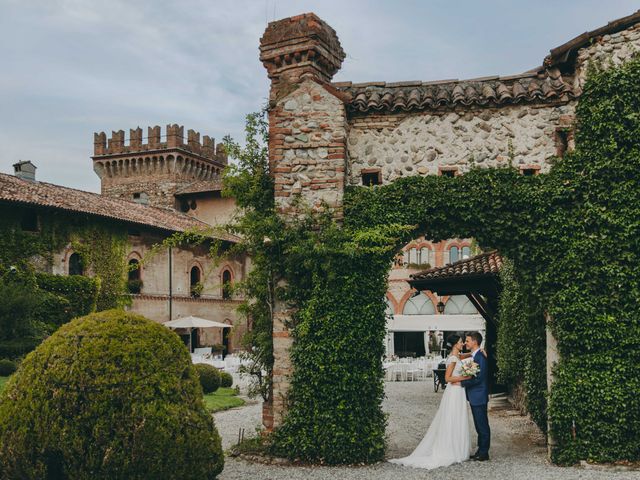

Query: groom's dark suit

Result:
[461,350,490,457]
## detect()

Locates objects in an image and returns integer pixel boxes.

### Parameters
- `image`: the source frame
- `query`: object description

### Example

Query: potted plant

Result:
[190,282,203,298]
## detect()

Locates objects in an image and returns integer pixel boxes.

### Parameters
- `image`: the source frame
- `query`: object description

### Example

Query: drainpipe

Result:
[168,246,173,320]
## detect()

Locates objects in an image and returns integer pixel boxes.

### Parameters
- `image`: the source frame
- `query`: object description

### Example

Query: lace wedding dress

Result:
[390,355,471,469]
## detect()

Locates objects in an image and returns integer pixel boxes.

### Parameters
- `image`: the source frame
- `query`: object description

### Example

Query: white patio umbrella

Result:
[163,316,231,352]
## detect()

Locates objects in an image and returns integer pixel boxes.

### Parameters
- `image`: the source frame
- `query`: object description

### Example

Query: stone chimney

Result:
[260,13,346,85]
[13,161,37,181]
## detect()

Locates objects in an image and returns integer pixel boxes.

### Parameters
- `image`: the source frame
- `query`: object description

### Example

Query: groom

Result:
[461,331,491,461]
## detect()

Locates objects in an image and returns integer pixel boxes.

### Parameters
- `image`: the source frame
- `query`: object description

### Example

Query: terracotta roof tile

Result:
[335,70,575,113]
[410,251,503,281]
[0,173,238,242]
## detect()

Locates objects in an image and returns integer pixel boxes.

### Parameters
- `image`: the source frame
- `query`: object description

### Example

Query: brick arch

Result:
[384,292,399,314]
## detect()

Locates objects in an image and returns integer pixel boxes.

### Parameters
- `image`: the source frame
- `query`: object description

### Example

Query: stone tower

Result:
[92,125,228,208]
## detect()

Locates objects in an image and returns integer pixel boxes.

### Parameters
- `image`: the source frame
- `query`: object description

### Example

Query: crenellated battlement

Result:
[93,124,228,165]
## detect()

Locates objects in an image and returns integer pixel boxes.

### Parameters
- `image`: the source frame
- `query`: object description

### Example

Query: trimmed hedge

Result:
[195,363,221,393]
[0,310,224,479]
[220,371,233,389]
[35,272,99,318]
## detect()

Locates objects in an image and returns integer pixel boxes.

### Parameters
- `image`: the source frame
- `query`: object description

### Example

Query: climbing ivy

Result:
[230,56,640,465]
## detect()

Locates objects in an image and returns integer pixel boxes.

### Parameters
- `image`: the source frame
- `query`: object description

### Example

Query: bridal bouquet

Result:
[460,359,480,377]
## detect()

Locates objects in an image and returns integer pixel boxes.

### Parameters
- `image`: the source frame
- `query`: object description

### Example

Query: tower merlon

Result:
[92,125,228,164]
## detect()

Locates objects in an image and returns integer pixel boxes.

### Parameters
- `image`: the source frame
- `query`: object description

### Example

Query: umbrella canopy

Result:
[164,316,231,329]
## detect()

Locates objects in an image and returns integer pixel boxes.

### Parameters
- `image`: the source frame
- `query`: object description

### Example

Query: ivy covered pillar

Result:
[259,13,347,429]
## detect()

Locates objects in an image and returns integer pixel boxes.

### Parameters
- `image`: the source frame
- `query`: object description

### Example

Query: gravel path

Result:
[214,382,639,479]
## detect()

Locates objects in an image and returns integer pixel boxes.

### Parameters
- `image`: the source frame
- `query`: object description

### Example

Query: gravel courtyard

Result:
[214,381,638,480]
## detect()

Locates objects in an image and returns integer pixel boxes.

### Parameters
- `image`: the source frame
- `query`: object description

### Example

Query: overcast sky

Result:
[1,0,637,192]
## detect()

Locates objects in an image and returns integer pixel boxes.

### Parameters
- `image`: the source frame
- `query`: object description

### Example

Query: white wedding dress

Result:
[390,355,471,469]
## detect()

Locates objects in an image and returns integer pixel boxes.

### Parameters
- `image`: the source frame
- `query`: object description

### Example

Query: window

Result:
[439,167,457,178]
[190,266,202,297]
[556,129,569,158]
[132,192,149,205]
[20,209,39,232]
[420,247,431,266]
[521,168,537,176]
[68,253,84,276]
[127,259,142,293]
[461,246,471,259]
[222,269,232,300]
[384,298,394,318]
[443,295,478,314]
[402,293,436,315]
[449,246,459,264]
[361,170,381,186]
[409,248,419,265]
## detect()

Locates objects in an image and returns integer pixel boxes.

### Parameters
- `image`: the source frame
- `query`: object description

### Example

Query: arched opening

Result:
[68,253,83,276]
[190,265,202,297]
[127,258,142,293]
[443,295,478,315]
[222,269,232,299]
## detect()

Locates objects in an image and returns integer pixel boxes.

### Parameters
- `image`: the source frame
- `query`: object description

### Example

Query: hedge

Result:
[35,272,99,318]
[0,309,224,479]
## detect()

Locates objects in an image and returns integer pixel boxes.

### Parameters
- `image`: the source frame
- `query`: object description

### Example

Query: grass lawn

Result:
[204,387,245,413]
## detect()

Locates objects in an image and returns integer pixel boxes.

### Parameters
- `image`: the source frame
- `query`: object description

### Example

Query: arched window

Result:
[449,246,460,264]
[222,269,232,300]
[409,248,418,265]
[68,253,83,276]
[127,258,142,294]
[402,293,436,315]
[420,247,431,266]
[443,295,478,314]
[128,259,140,281]
[384,297,394,318]
[461,246,471,259]
[190,266,202,297]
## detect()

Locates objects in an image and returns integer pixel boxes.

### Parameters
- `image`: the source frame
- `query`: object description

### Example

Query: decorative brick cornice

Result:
[260,13,346,83]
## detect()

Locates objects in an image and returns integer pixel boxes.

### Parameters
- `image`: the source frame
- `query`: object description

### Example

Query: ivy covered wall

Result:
[250,56,640,465]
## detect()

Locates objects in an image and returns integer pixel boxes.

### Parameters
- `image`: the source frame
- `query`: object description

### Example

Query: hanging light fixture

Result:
[436,300,445,314]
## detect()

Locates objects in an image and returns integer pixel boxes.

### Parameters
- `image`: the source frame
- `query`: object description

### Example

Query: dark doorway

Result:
[222,327,231,359]
[393,331,426,358]
[69,253,84,276]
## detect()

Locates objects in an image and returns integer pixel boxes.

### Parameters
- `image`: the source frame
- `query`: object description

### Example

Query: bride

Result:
[389,334,476,469]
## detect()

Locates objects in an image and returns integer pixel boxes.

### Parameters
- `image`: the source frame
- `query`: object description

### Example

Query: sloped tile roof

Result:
[174,180,224,195]
[0,173,238,242]
[546,9,640,67]
[411,250,503,281]
[334,69,575,113]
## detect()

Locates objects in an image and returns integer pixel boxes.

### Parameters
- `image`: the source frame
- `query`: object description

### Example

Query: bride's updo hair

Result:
[446,333,461,350]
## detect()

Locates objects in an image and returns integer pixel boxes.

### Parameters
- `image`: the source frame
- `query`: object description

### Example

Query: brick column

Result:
[259,13,347,429]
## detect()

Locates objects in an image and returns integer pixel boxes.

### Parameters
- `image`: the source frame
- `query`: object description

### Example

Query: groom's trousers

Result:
[470,404,491,454]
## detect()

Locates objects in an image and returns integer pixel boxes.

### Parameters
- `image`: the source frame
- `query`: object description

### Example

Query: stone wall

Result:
[574,22,640,90]
[347,103,574,185]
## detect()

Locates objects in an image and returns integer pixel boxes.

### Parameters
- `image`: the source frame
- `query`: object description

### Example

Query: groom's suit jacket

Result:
[461,350,489,406]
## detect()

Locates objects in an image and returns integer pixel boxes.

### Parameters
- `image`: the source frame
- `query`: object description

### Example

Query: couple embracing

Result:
[390,331,491,469]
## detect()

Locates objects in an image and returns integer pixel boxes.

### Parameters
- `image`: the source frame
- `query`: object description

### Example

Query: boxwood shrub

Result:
[0,309,224,479]
[220,371,233,388]
[195,363,221,393]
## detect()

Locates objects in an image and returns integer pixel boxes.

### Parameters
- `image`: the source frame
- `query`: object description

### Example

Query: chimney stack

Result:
[13,161,37,182]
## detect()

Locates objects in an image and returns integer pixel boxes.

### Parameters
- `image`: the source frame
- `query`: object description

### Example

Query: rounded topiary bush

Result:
[195,363,221,393]
[0,359,16,376]
[0,309,223,479]
[220,371,233,388]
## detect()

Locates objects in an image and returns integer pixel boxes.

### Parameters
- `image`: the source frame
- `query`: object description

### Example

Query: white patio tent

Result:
[163,316,231,352]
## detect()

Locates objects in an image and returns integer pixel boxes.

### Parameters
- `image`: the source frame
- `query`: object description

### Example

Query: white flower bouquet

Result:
[460,359,480,377]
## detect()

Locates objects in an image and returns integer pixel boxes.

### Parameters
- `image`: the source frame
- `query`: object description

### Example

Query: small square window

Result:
[521,168,537,176]
[362,170,381,186]
[439,168,457,178]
